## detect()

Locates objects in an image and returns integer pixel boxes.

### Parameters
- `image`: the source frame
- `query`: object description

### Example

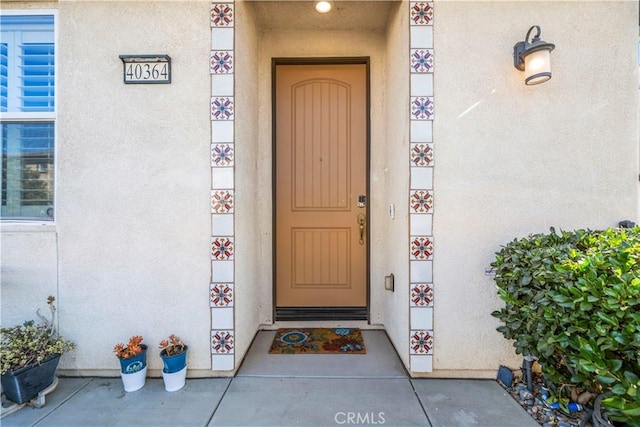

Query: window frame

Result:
[0,9,57,224]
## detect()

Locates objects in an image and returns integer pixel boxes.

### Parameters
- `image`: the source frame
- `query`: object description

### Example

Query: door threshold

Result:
[275,306,367,321]
[261,320,382,330]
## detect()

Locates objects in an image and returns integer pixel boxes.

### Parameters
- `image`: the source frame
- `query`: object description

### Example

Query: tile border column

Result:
[210,1,236,371]
[408,0,434,373]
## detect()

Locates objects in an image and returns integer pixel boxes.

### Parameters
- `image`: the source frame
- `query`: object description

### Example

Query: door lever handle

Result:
[357,213,366,245]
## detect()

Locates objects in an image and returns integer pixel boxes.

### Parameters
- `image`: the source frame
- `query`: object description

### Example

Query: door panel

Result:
[276,63,367,308]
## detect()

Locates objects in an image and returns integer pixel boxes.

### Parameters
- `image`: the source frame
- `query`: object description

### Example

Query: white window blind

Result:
[0,14,54,114]
[0,13,55,220]
[20,42,54,112]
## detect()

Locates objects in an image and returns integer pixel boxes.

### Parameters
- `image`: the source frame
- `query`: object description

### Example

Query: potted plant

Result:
[158,334,187,391]
[113,335,147,392]
[0,296,75,405]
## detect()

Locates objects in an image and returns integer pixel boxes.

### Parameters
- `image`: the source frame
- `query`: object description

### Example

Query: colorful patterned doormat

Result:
[269,328,366,354]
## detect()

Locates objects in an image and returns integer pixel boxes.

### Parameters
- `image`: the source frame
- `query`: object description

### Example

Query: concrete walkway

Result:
[2,331,538,427]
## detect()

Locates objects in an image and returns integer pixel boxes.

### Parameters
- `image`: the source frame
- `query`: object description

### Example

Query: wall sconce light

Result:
[314,1,332,13]
[513,26,555,85]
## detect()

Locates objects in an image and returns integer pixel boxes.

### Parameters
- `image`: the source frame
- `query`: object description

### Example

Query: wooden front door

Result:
[275,62,368,316]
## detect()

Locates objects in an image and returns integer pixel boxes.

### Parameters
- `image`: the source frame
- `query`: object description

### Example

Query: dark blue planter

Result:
[1,354,61,404]
[160,346,187,374]
[118,344,147,374]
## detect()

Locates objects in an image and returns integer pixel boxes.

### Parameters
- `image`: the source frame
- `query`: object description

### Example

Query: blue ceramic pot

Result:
[118,344,147,374]
[1,354,61,404]
[160,346,188,374]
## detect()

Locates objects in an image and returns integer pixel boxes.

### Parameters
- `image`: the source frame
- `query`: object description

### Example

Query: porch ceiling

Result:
[247,1,399,32]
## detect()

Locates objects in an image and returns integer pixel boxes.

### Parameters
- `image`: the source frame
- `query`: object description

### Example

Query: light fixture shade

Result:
[513,26,555,86]
[314,1,332,13]
[524,49,551,85]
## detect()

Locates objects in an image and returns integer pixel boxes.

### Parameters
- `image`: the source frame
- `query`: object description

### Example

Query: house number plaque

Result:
[119,55,171,84]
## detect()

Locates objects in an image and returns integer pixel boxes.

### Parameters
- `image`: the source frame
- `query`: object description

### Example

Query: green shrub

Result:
[492,227,640,425]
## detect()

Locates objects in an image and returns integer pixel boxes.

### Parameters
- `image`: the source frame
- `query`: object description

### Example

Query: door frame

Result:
[271,57,371,322]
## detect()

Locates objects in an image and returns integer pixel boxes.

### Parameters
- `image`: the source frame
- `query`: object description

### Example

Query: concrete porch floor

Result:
[2,331,538,427]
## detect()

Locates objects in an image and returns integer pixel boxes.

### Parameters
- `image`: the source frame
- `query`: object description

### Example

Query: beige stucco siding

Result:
[55,1,212,374]
[233,0,262,365]
[431,1,639,374]
[1,0,637,377]
[382,0,411,368]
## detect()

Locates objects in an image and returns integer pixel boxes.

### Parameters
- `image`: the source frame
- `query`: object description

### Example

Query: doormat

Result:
[269,328,366,354]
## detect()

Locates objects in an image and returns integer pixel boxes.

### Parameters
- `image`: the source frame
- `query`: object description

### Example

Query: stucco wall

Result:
[2,1,214,375]
[430,1,639,375]
[2,0,637,378]
[233,0,263,365]
[1,227,58,327]
[381,0,410,367]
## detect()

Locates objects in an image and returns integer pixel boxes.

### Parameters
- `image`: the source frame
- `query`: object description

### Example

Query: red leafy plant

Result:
[113,336,145,359]
[158,334,185,356]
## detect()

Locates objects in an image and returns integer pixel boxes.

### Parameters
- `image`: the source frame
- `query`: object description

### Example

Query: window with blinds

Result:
[20,42,55,112]
[0,13,55,220]
[1,43,7,112]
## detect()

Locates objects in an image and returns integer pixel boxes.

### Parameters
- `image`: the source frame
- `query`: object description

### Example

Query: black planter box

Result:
[1,354,61,404]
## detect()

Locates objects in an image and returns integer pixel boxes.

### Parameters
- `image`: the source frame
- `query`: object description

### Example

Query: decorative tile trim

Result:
[211,97,234,120]
[410,355,433,372]
[410,2,433,26]
[212,144,234,167]
[410,330,434,355]
[211,51,234,74]
[212,122,235,143]
[212,354,235,370]
[410,49,434,73]
[410,74,433,97]
[410,26,433,49]
[410,260,433,283]
[212,307,234,329]
[212,168,234,190]
[212,260,234,282]
[211,75,234,97]
[212,236,234,260]
[410,121,433,143]
[409,1,434,373]
[210,2,235,372]
[410,167,433,190]
[411,97,434,120]
[210,283,234,307]
[211,330,235,354]
[410,283,434,307]
[211,4,234,27]
[211,28,234,50]
[410,236,434,260]
[410,143,434,167]
[411,307,433,330]
[410,190,433,214]
[211,190,234,213]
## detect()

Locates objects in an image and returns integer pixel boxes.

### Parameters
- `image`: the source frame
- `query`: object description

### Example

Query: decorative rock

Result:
[525,399,534,406]
[577,391,595,405]
[543,423,553,427]
[520,389,534,400]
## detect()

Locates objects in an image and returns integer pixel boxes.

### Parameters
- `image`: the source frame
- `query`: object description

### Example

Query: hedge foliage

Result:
[491,227,640,424]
